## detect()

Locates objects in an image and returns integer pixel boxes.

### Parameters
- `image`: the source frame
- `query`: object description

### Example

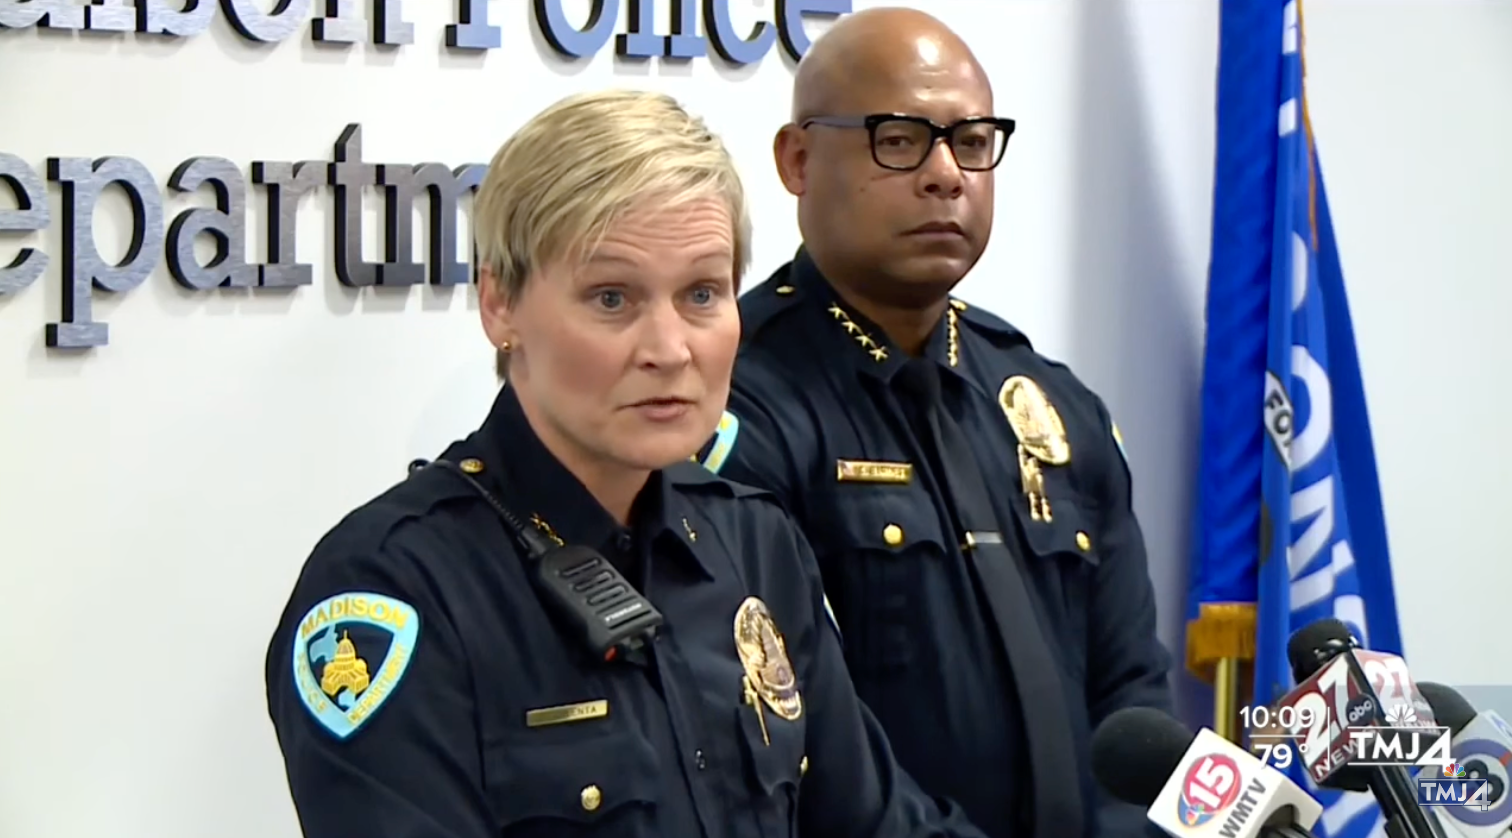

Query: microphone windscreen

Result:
[1416,681,1477,733]
[1090,706,1195,807]
[1287,618,1353,680]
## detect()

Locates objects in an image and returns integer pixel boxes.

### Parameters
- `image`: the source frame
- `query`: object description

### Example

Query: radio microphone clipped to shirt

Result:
[416,458,665,663]
[1414,682,1512,838]
[1091,706,1323,838]
[1269,618,1449,838]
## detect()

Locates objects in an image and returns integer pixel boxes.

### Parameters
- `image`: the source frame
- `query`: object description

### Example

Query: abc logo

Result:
[1178,754,1243,827]
[1346,695,1376,725]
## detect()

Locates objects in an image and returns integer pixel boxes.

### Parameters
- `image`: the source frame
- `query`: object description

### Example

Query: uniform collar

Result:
[787,246,987,398]
[466,385,714,580]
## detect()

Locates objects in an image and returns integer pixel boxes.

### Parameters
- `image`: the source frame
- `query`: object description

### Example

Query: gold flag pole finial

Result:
[1186,602,1258,743]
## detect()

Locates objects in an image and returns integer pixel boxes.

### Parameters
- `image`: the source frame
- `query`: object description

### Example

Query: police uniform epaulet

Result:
[952,299,1033,349]
[737,266,805,342]
[297,474,464,591]
[346,452,493,530]
[293,454,483,561]
[1036,355,1075,377]
[405,454,490,494]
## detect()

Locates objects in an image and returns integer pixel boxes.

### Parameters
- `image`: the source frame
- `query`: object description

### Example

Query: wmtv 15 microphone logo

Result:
[1178,753,1242,827]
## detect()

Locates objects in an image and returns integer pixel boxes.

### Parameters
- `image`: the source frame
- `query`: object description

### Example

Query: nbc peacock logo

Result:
[1443,762,1466,778]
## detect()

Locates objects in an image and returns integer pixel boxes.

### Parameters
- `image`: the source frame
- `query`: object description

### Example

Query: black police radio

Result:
[410,458,665,663]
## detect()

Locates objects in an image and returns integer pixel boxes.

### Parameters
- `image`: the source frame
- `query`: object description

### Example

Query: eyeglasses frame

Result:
[798,113,1017,172]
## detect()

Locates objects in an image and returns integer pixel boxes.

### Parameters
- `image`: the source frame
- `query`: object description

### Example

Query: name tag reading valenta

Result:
[525,700,609,728]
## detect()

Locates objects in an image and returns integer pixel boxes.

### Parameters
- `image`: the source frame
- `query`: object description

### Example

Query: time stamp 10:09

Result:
[1241,705,1322,770]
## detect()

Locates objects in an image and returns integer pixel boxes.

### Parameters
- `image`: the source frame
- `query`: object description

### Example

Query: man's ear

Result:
[478,265,514,349]
[773,124,808,197]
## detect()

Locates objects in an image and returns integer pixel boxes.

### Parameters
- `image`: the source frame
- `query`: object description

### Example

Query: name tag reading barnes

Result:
[835,460,913,484]
[526,700,609,728]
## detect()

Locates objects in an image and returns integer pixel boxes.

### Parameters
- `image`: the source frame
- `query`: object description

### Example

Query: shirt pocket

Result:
[733,696,808,837]
[485,726,661,837]
[1011,494,1101,683]
[810,485,952,678]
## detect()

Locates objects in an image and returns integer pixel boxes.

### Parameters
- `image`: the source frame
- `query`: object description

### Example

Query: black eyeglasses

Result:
[800,113,1016,172]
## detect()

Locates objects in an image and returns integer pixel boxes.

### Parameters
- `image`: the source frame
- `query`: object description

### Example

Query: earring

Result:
[500,340,513,353]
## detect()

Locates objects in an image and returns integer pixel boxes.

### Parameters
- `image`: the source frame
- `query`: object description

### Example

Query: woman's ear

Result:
[478,265,515,349]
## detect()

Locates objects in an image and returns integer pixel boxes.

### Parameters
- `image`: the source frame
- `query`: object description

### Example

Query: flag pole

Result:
[1186,602,1256,743]
[1213,658,1241,742]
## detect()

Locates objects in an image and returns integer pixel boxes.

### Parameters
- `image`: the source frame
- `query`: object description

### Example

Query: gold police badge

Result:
[998,376,1071,522]
[734,596,802,746]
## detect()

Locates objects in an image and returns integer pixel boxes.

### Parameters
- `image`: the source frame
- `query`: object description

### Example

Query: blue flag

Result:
[1191,3,1402,837]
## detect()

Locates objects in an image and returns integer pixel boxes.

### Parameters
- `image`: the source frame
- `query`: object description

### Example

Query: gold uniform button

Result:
[1075,531,1091,551]
[799,755,809,776]
[882,524,904,546]
[775,285,795,295]
[459,458,484,474]
[580,785,602,811]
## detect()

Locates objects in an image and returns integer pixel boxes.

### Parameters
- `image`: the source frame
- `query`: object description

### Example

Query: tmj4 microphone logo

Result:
[1343,699,1453,768]
[1343,700,1490,810]
[1417,762,1493,810]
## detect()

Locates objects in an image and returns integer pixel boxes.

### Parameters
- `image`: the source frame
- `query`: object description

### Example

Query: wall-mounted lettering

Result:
[0,0,851,64]
[312,0,414,45]
[544,0,851,62]
[0,152,50,296]
[0,125,485,349]
[46,156,165,348]
[166,156,258,291]
[0,0,854,351]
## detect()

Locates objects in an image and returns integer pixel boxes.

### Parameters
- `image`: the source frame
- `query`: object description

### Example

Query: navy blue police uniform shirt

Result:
[265,383,991,838]
[698,249,1175,838]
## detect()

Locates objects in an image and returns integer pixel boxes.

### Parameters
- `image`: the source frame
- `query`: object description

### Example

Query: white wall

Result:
[1299,1,1512,691]
[2,1,1508,837]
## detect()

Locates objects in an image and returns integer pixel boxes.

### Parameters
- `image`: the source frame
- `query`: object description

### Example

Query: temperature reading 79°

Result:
[1252,740,1299,769]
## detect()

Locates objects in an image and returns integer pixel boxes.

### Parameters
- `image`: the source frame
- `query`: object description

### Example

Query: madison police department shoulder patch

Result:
[291,591,420,740]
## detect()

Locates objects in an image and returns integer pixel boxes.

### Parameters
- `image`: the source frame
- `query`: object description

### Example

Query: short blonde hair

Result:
[474,89,753,378]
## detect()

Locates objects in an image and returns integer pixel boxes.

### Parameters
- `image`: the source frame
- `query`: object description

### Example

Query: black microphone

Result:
[1092,706,1324,838]
[1284,618,1449,838]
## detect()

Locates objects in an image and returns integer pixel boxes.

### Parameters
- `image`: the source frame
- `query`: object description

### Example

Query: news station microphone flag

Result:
[1188,2,1404,837]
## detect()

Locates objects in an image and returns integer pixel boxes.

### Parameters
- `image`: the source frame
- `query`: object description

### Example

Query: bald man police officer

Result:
[698,9,1174,838]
